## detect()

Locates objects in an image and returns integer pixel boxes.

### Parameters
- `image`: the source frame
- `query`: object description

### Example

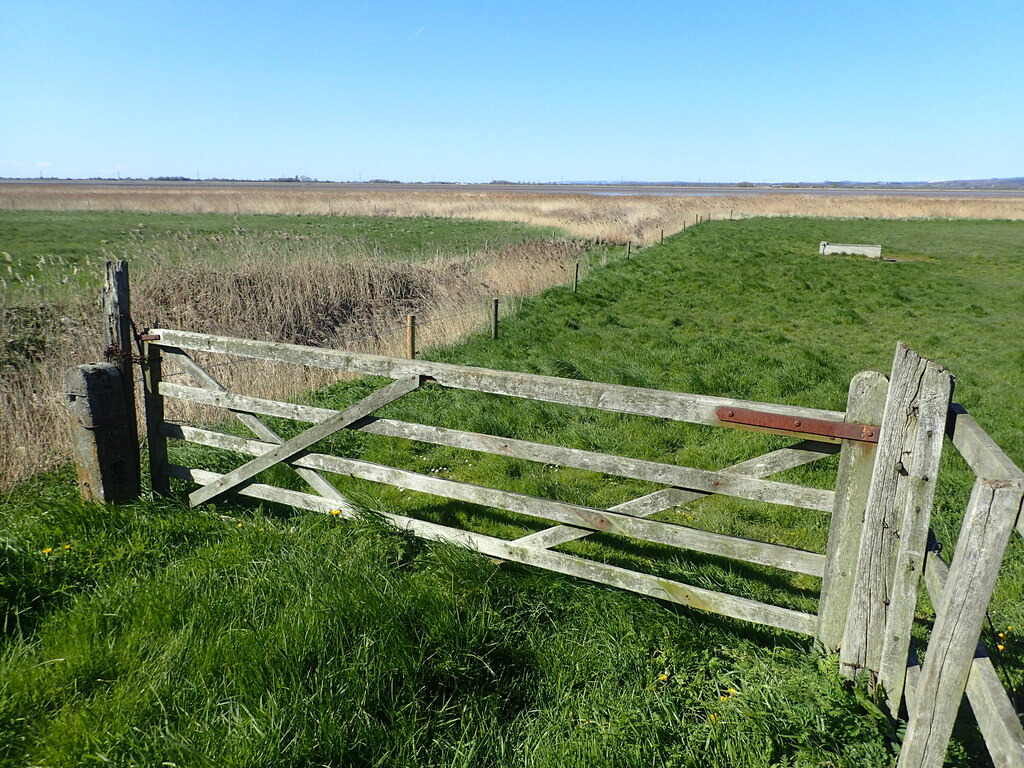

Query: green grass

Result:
[3,216,1023,766]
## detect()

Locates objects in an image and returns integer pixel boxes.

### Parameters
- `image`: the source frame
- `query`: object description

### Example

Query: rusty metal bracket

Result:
[716,406,880,443]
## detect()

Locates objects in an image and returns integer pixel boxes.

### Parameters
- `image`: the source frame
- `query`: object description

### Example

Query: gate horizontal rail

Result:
[139,330,1024,768]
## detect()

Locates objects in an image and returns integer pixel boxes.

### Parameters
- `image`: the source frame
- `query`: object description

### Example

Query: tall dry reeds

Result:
[0,234,588,487]
[5,182,1024,243]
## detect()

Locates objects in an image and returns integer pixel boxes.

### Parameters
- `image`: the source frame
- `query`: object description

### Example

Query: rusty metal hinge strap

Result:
[716,406,880,443]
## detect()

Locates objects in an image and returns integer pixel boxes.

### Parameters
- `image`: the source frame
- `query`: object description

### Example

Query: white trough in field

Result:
[820,241,883,258]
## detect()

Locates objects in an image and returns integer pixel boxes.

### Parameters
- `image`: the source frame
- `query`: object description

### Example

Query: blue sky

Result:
[1,0,1021,183]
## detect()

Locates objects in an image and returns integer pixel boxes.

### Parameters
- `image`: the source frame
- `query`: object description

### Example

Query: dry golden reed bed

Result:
[5,182,1024,242]
[1,233,590,487]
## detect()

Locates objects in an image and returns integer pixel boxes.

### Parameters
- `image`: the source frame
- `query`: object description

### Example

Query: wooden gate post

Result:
[142,338,169,496]
[65,363,141,502]
[101,260,141,498]
[817,369,888,650]
[839,344,954,717]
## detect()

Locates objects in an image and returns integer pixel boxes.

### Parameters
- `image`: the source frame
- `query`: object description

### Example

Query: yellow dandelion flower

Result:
[999,632,1006,639]
[727,687,738,695]
[998,644,1006,652]
[710,713,717,723]
[41,547,53,554]
[63,544,71,550]
[658,673,668,682]
[330,509,342,516]
[720,696,728,701]
[237,523,243,528]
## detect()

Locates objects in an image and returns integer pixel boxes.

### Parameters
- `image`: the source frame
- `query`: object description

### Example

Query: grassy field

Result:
[2,216,1023,766]
[5,180,1024,243]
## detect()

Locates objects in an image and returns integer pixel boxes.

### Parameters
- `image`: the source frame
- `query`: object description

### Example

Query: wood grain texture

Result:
[515,442,837,551]
[898,479,1023,768]
[166,463,819,636]
[187,376,420,507]
[817,370,889,650]
[920,536,1024,768]
[948,404,1024,539]
[141,341,169,496]
[160,382,834,511]
[878,360,954,714]
[840,344,952,685]
[150,329,846,428]
[166,423,827,577]
[162,347,356,512]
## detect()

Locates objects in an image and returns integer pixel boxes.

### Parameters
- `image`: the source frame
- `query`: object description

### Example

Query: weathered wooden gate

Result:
[139,328,1023,768]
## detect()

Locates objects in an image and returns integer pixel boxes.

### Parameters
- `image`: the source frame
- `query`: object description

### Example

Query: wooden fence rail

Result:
[135,329,1024,768]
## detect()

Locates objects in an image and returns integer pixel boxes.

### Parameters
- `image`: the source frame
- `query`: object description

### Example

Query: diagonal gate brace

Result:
[188,375,422,507]
[163,346,358,512]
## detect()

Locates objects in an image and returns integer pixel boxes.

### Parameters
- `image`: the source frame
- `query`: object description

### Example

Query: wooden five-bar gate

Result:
[139,327,1024,768]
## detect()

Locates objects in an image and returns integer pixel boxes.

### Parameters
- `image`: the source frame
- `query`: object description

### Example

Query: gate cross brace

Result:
[163,347,357,512]
[188,375,422,507]
[513,440,837,551]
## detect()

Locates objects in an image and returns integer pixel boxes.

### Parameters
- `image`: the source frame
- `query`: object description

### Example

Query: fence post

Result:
[406,314,416,359]
[142,337,169,496]
[574,262,580,293]
[627,241,631,259]
[817,370,888,650]
[491,298,499,339]
[840,344,954,716]
[897,479,1024,768]
[876,361,954,714]
[101,260,141,498]
[65,363,140,502]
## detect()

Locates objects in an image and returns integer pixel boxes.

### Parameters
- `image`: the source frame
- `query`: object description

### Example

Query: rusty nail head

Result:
[794,420,802,427]
[727,410,735,417]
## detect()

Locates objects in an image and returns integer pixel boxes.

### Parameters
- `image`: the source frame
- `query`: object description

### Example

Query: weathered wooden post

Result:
[898,478,1024,768]
[406,314,416,359]
[141,334,169,496]
[491,298,499,340]
[839,344,953,717]
[101,260,141,494]
[817,369,888,650]
[626,241,632,259]
[573,262,580,293]
[65,363,140,502]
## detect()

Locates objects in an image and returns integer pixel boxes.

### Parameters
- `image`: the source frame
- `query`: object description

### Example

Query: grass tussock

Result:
[5,181,1024,243]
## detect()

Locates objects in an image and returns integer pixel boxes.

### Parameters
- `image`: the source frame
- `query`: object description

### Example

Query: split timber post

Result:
[491,298,499,340]
[65,363,140,502]
[67,260,141,503]
[574,262,580,293]
[101,260,141,498]
[839,344,955,716]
